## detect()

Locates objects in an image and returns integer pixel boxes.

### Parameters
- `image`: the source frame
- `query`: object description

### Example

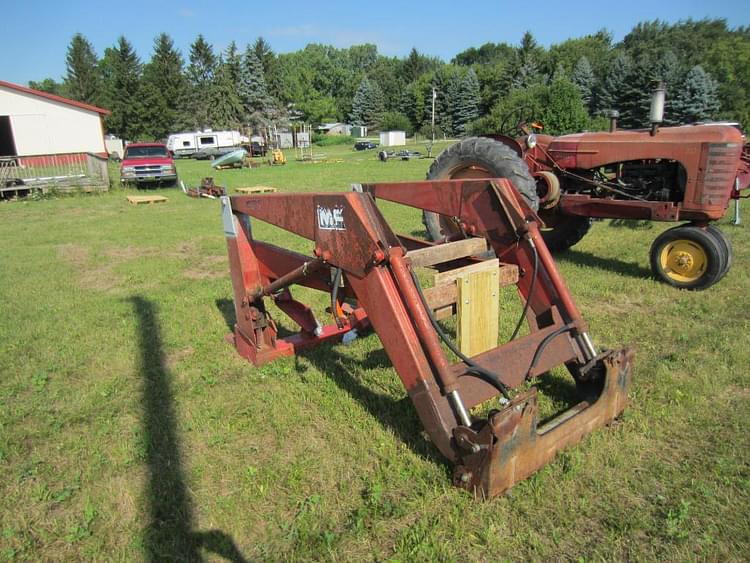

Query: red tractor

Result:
[424,87,750,290]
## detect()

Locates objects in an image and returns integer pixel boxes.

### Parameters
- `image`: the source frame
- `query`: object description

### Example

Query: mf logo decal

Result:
[317,205,346,230]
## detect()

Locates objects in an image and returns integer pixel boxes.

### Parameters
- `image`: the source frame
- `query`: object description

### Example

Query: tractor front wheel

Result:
[649,225,725,290]
[706,224,733,281]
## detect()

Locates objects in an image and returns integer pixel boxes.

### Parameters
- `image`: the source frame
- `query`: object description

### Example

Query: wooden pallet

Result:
[127,195,168,205]
[235,186,277,194]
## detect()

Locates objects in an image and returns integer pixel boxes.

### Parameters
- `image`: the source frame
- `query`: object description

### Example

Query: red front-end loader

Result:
[220,173,633,498]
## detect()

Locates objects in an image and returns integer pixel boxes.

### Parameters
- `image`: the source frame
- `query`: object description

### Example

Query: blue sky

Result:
[2,0,748,85]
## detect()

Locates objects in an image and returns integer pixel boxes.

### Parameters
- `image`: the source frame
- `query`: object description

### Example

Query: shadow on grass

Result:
[215,297,447,468]
[130,296,248,562]
[608,218,654,230]
[298,345,448,468]
[557,249,652,280]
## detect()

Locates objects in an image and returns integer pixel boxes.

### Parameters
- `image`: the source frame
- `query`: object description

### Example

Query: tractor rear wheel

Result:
[706,224,733,281]
[422,137,539,242]
[537,210,592,253]
[649,225,725,290]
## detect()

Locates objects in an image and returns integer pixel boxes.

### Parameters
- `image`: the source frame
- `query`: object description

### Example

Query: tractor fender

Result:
[481,134,525,158]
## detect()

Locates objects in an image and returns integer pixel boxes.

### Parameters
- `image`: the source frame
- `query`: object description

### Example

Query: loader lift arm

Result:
[221,178,633,498]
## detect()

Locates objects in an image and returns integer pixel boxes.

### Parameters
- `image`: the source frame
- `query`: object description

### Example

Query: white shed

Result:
[379,130,406,147]
[0,80,109,157]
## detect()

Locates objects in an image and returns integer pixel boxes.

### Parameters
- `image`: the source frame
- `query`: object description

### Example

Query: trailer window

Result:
[199,137,215,145]
[182,141,190,147]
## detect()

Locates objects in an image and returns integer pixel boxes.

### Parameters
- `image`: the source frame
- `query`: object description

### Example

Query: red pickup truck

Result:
[119,142,178,187]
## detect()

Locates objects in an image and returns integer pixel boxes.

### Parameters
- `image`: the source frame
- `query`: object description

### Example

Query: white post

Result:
[734,198,741,225]
[429,87,436,157]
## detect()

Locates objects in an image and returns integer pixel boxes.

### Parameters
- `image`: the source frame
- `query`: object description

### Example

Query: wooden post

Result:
[456,266,499,357]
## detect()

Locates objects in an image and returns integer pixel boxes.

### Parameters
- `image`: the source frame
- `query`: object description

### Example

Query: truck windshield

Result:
[125,146,169,158]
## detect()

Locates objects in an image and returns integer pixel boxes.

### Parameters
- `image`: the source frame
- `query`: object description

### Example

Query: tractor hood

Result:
[546,124,745,170]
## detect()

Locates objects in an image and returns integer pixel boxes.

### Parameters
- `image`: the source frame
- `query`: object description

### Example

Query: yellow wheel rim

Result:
[659,240,707,283]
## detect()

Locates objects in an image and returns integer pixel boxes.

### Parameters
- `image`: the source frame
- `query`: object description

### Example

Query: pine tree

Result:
[672,65,720,123]
[452,69,480,134]
[617,55,654,128]
[100,36,142,139]
[253,37,275,76]
[571,56,594,110]
[178,35,217,130]
[139,33,185,139]
[224,41,242,87]
[349,77,384,129]
[653,51,685,124]
[240,45,273,127]
[402,48,430,83]
[551,62,567,82]
[595,52,631,114]
[64,33,101,104]
[209,58,244,130]
[510,32,542,89]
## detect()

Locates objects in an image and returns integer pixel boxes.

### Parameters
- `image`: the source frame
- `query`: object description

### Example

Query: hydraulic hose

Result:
[509,236,539,342]
[525,325,575,379]
[408,268,511,401]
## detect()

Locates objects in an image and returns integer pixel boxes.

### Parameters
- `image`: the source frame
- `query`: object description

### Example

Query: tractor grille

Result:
[701,143,740,203]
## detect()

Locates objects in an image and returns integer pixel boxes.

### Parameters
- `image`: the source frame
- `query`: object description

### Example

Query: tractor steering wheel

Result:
[499,105,543,137]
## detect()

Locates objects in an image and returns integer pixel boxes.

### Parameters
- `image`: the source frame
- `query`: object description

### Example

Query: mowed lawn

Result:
[1,141,749,561]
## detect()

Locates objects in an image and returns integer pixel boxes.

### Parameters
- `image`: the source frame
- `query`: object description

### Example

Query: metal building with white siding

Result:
[379,130,406,147]
[0,80,109,157]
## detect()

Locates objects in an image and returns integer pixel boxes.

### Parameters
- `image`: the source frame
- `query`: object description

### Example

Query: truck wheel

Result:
[706,225,733,280]
[422,137,539,241]
[537,211,592,252]
[649,225,724,290]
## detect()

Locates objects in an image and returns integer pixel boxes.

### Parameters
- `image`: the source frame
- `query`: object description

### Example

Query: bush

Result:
[312,133,355,147]
[418,124,444,140]
[379,112,414,136]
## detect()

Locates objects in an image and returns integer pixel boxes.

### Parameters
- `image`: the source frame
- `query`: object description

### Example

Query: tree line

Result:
[29,19,750,141]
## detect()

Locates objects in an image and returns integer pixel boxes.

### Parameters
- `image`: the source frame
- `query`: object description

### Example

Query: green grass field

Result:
[1,141,749,561]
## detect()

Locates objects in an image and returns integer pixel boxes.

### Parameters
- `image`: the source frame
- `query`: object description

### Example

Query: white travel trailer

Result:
[166,130,249,157]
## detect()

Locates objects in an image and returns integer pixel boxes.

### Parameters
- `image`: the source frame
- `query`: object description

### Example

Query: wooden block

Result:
[456,269,499,357]
[433,258,499,286]
[407,238,488,268]
[127,195,168,205]
[235,186,277,194]
[434,305,455,321]
[423,283,458,310]
[423,262,519,313]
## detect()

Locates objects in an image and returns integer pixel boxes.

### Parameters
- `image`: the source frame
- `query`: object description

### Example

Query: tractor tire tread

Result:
[423,137,538,241]
[541,216,593,253]
[649,224,724,291]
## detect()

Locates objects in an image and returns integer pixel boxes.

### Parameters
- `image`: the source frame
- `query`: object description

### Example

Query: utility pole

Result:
[428,87,436,157]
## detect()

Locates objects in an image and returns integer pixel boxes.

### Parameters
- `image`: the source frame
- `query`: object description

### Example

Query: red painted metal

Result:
[509,124,746,222]
[221,178,632,497]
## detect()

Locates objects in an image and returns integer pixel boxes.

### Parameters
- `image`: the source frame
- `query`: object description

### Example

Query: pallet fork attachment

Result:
[220,178,632,498]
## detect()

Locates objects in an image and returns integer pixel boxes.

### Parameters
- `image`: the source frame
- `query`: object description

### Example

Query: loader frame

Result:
[220,178,632,498]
